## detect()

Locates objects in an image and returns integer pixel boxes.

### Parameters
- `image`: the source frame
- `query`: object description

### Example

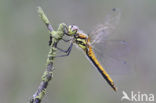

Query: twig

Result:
[29,7,67,103]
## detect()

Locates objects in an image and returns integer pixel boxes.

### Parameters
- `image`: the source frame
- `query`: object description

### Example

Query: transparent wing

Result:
[92,40,134,76]
[89,8,121,45]
[88,9,134,76]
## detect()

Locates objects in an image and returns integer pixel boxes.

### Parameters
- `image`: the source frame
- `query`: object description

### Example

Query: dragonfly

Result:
[54,9,128,91]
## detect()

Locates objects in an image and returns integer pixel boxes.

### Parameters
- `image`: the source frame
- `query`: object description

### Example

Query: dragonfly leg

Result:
[61,38,72,42]
[49,35,72,46]
[55,42,73,57]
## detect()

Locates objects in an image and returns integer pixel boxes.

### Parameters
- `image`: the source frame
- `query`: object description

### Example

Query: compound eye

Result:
[72,25,79,31]
[71,26,79,34]
[68,25,79,36]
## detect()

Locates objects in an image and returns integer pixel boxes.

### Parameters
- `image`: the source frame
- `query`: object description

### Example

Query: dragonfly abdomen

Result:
[86,45,117,91]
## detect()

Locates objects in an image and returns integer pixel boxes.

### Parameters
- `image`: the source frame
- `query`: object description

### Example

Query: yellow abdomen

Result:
[86,45,117,91]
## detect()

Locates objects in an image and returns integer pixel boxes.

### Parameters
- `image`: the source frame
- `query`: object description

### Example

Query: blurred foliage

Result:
[0,0,156,103]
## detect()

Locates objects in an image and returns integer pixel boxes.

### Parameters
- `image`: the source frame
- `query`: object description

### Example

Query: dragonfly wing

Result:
[89,8,121,45]
[92,40,133,76]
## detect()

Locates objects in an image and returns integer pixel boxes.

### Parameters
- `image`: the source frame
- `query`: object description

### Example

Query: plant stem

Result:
[29,7,67,103]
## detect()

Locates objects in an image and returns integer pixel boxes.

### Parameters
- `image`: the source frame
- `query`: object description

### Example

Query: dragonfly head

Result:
[67,25,79,36]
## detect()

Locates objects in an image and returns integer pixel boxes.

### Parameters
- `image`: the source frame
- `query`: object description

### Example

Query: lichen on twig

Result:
[29,6,67,103]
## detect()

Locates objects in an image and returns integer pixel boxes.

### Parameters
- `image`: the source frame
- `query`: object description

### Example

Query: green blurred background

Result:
[0,0,156,103]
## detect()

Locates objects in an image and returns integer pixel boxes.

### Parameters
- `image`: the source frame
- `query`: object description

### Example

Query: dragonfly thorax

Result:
[75,37,87,51]
[74,31,90,51]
